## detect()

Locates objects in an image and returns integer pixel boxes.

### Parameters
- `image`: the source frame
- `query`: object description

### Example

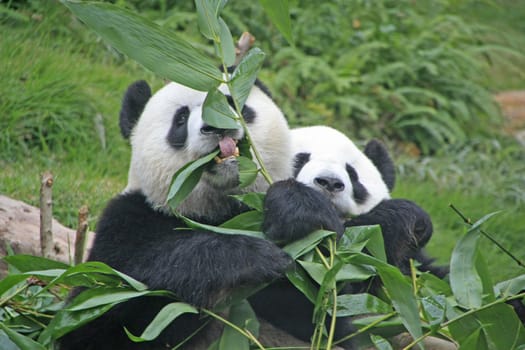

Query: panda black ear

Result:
[119,80,152,139]
[364,139,396,191]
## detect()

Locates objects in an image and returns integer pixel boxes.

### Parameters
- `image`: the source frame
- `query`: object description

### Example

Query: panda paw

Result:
[262,179,344,244]
[345,198,433,268]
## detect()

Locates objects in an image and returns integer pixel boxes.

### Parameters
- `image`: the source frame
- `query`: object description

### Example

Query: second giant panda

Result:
[262,125,446,276]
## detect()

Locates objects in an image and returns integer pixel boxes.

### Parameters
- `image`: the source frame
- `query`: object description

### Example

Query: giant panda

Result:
[58,79,306,350]
[251,126,448,350]
[262,125,447,276]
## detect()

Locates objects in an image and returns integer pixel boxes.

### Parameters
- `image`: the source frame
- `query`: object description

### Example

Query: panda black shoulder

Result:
[89,191,185,262]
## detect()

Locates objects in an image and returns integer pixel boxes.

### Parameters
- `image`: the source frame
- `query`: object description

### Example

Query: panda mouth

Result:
[214,136,240,163]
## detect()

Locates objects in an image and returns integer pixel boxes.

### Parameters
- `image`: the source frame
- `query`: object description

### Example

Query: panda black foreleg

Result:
[262,179,345,244]
[345,198,448,277]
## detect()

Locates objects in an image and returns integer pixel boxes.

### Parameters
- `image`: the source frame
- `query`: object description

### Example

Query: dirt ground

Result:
[494,90,525,146]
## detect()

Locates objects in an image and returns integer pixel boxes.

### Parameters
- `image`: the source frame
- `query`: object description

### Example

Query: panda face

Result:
[122,80,291,221]
[291,126,391,217]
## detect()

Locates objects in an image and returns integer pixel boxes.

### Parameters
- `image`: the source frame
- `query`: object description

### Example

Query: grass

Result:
[1,1,524,283]
[393,138,525,280]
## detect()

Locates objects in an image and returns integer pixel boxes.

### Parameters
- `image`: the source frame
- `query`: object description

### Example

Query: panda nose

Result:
[314,177,345,193]
[200,124,226,135]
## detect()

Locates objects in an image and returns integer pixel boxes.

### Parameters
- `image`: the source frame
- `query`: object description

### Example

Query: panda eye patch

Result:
[293,152,311,178]
[167,106,190,148]
[346,163,369,204]
[174,106,190,126]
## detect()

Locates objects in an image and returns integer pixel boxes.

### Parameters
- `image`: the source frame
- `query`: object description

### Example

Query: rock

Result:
[0,195,94,276]
[494,90,525,147]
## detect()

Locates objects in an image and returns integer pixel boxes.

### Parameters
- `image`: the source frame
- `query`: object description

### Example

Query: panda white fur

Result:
[59,80,304,350]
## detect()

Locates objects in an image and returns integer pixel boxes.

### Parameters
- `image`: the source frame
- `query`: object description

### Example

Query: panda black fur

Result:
[59,80,298,350]
[263,125,447,277]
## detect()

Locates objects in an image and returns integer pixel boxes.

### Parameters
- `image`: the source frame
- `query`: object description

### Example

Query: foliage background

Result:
[0,0,524,301]
[1,0,525,349]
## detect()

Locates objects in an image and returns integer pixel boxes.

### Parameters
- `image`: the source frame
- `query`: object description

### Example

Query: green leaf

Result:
[286,266,318,303]
[495,275,525,297]
[283,230,335,260]
[231,48,266,108]
[202,89,240,129]
[181,216,265,239]
[125,302,198,342]
[218,17,235,66]
[335,262,376,283]
[238,156,259,188]
[297,261,327,285]
[258,0,293,44]
[370,334,393,350]
[449,303,525,350]
[58,261,148,291]
[333,293,392,317]
[421,294,446,331]
[450,229,483,308]
[349,253,423,343]
[167,150,219,210]
[220,210,263,231]
[0,331,18,350]
[313,261,343,321]
[340,225,386,262]
[62,1,222,91]
[66,289,162,311]
[230,192,265,212]
[0,323,46,350]
[195,0,221,41]
[4,254,70,272]
[218,300,258,350]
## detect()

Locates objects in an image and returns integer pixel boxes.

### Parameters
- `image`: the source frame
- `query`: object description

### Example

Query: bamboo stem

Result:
[74,205,89,264]
[39,171,54,258]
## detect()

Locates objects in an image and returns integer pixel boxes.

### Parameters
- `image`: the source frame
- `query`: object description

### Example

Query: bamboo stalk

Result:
[39,171,54,258]
[74,205,89,264]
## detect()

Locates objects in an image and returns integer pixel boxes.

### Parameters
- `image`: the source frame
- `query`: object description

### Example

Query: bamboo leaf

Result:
[218,300,258,350]
[230,192,265,212]
[125,302,198,342]
[333,293,393,317]
[450,229,483,308]
[449,303,525,349]
[283,230,335,260]
[218,17,235,66]
[195,0,221,41]
[4,254,70,272]
[202,89,240,129]
[370,334,393,350]
[286,266,318,303]
[220,210,263,231]
[231,48,266,108]
[0,323,46,350]
[167,151,219,210]
[181,216,265,239]
[39,304,115,344]
[349,253,422,342]
[238,156,259,188]
[258,0,293,44]
[421,294,447,331]
[66,289,167,311]
[63,1,222,91]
